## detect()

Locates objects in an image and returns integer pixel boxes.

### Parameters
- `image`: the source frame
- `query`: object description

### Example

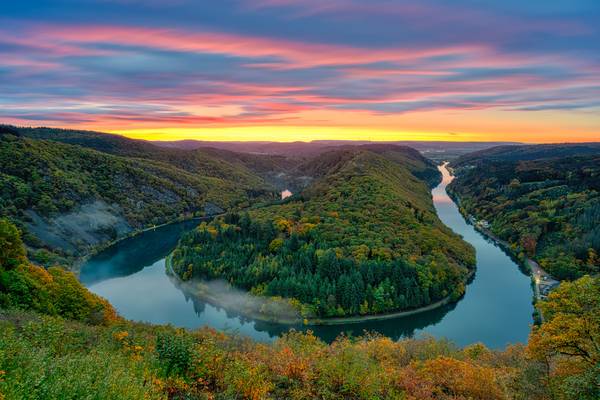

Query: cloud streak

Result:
[1,0,599,142]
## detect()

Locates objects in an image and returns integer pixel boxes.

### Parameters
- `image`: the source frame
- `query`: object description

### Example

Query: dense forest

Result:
[172,148,475,318]
[0,127,278,266]
[449,145,600,280]
[453,143,600,164]
[1,219,598,399]
[7,125,303,191]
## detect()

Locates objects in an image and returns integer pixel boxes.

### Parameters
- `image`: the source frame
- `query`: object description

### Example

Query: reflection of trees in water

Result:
[80,219,200,285]
[169,268,458,343]
[169,274,302,336]
[307,302,457,343]
[189,294,207,316]
[81,217,462,344]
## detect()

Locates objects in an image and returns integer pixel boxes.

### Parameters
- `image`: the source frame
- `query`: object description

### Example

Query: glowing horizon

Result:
[110,124,597,144]
[2,1,599,143]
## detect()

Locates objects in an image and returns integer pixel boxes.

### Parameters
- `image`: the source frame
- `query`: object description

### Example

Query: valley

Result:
[80,162,534,347]
[1,126,599,399]
[3,1,599,397]
[449,144,600,281]
[170,146,475,321]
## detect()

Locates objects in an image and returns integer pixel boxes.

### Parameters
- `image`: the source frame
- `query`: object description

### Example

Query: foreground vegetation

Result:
[0,311,542,400]
[0,219,117,325]
[172,148,475,319]
[450,145,600,280]
[1,219,598,399]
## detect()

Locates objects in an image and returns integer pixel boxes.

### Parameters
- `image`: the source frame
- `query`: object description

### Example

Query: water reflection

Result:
[80,219,200,286]
[281,189,293,200]
[82,164,533,348]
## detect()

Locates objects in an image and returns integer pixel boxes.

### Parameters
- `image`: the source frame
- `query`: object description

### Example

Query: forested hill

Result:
[172,148,475,319]
[2,125,298,191]
[452,142,600,165]
[297,144,442,187]
[449,144,600,280]
[0,132,277,266]
[6,126,438,191]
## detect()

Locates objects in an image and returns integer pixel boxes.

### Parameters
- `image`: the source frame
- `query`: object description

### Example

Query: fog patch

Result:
[168,273,302,325]
[26,200,131,255]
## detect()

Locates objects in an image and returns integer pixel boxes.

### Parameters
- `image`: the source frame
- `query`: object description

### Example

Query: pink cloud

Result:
[2,20,598,130]
[13,23,485,70]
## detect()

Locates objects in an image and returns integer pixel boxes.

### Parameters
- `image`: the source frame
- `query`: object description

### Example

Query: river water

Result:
[80,164,533,348]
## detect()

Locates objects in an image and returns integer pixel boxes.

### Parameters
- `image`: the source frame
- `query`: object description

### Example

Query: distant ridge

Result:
[151,138,520,156]
[452,142,600,166]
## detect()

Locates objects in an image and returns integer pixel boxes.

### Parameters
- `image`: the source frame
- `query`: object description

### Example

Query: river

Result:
[80,164,534,348]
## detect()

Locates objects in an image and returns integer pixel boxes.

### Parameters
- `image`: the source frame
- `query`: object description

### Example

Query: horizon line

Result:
[3,123,599,145]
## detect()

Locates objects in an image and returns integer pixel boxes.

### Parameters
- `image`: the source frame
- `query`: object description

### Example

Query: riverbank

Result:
[166,252,475,326]
[165,254,302,325]
[308,269,476,326]
[471,224,559,302]
[447,187,559,324]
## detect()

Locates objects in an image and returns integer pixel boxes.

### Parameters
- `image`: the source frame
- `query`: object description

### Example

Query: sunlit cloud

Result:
[1,0,599,142]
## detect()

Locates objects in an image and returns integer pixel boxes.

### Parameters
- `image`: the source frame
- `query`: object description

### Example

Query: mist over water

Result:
[86,255,277,340]
[82,165,533,348]
[169,277,302,324]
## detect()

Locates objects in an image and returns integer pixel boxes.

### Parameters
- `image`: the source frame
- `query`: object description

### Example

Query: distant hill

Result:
[452,142,600,166]
[292,143,442,190]
[151,137,518,160]
[0,124,455,268]
[3,124,517,163]
[4,125,296,190]
[333,144,442,186]
[172,147,475,319]
[5,125,164,157]
[449,143,600,280]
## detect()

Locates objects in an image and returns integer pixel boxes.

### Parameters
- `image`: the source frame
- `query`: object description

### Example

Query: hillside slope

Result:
[172,148,474,319]
[453,142,600,165]
[449,145,600,280]
[6,125,299,191]
[0,133,276,265]
[1,218,596,399]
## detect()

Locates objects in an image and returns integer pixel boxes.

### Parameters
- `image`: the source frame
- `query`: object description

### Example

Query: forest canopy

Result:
[450,150,600,280]
[0,131,277,265]
[172,149,475,319]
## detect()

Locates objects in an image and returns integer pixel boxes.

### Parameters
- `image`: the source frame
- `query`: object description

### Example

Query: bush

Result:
[156,331,194,376]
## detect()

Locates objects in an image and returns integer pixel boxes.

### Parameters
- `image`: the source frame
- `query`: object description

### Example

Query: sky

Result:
[1,0,599,143]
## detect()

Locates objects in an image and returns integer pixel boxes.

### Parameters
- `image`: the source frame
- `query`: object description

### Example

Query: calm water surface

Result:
[81,165,533,348]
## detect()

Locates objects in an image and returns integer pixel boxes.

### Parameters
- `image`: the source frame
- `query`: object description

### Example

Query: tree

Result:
[527,276,600,399]
[521,235,538,257]
[418,357,505,399]
[268,238,284,253]
[0,219,26,270]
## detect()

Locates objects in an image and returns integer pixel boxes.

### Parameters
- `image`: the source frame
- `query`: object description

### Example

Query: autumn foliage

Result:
[0,219,117,325]
[1,312,544,400]
[527,275,600,399]
[1,220,598,399]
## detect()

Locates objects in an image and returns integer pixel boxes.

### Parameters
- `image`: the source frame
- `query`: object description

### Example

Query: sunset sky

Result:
[2,0,599,142]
